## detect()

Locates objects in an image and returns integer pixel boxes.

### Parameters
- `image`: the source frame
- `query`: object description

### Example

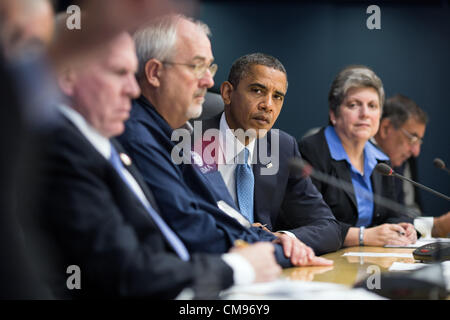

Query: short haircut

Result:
[328,65,384,116]
[382,94,428,128]
[227,52,288,89]
[133,14,211,81]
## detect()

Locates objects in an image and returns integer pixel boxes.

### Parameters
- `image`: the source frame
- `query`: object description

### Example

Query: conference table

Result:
[222,244,449,299]
[282,246,416,286]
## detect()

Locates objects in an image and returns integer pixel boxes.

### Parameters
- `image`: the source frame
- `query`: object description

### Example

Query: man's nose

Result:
[198,69,214,89]
[259,94,274,111]
[411,143,421,157]
[126,75,141,98]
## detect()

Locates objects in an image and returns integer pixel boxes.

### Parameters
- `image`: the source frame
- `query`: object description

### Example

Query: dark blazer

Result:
[0,52,53,298]
[298,128,413,238]
[32,114,233,299]
[197,113,344,255]
[118,96,292,267]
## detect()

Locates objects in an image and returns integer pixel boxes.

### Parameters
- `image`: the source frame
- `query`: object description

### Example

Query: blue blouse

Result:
[324,126,389,227]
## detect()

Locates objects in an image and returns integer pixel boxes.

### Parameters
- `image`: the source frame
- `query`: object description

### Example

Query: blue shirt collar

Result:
[324,125,389,176]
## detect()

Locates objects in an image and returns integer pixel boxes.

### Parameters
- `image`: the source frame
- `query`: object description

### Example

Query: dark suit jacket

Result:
[298,128,413,238]
[32,114,233,299]
[0,52,52,299]
[197,113,344,255]
[118,96,292,267]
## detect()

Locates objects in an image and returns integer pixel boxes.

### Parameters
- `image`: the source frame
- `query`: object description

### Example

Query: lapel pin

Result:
[120,153,132,166]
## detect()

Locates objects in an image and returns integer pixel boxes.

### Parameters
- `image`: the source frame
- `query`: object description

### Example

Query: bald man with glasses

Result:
[372,94,427,213]
[372,94,450,238]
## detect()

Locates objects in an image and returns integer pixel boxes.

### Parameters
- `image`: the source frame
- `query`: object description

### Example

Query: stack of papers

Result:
[342,252,413,258]
[384,237,450,248]
[220,279,386,300]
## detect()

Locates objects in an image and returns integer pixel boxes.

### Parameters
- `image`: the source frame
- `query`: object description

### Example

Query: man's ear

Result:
[58,67,76,96]
[220,81,234,105]
[378,118,392,139]
[144,59,163,87]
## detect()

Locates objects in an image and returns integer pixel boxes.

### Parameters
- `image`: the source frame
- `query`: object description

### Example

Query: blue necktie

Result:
[109,144,190,261]
[235,148,254,223]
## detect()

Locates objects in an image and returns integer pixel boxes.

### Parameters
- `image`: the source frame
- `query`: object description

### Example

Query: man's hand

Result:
[272,233,333,267]
[230,242,281,283]
[251,222,271,233]
[432,211,450,238]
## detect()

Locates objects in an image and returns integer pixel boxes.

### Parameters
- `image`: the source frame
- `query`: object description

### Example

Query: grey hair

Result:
[133,14,211,81]
[382,94,428,128]
[328,65,384,117]
[227,52,288,89]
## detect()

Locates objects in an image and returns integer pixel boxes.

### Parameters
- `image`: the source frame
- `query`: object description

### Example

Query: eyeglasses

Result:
[162,61,218,79]
[401,128,423,145]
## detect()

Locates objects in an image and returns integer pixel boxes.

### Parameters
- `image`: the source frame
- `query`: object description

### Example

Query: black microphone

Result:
[433,158,450,175]
[375,163,450,202]
[289,158,417,219]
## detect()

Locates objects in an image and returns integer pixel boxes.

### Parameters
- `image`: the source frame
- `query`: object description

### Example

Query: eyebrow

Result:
[409,131,423,139]
[191,56,215,64]
[249,83,286,97]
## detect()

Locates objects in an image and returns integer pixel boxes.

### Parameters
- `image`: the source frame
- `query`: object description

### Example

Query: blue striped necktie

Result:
[235,148,254,223]
[109,144,190,261]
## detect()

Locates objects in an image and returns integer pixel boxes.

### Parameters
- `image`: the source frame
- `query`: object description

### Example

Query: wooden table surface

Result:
[282,246,416,286]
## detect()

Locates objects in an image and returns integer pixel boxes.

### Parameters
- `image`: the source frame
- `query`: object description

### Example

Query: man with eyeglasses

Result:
[372,94,427,214]
[117,14,332,269]
[372,94,450,238]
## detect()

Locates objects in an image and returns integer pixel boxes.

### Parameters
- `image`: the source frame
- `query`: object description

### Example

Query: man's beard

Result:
[185,102,203,119]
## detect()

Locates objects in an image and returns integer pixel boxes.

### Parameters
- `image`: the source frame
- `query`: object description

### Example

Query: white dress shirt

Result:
[58,105,151,209]
[217,112,256,207]
[217,113,296,239]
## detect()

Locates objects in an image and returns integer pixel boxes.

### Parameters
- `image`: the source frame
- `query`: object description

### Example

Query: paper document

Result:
[221,279,386,300]
[343,252,413,258]
[388,262,427,271]
[385,237,450,248]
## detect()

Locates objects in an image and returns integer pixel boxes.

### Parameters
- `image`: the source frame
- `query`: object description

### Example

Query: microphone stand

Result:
[289,158,419,219]
[389,170,450,202]
[289,158,449,298]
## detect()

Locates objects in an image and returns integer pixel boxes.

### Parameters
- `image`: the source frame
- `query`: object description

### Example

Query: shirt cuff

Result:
[276,230,297,239]
[414,217,435,238]
[221,253,255,285]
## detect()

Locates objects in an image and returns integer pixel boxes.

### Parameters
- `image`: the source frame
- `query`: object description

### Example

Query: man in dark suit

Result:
[195,53,343,255]
[0,48,54,299]
[118,15,332,267]
[372,94,450,237]
[31,32,281,299]
[372,94,427,214]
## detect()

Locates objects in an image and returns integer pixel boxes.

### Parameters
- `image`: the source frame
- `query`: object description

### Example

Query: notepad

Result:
[384,237,450,248]
[388,262,427,271]
[343,252,413,258]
